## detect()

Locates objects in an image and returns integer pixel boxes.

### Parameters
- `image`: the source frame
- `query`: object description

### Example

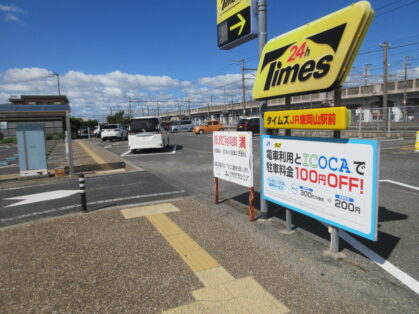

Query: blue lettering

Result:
[329,157,338,171]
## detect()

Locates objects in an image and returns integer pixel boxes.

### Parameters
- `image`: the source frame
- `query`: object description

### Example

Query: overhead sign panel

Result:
[217,0,258,50]
[253,1,374,100]
[262,136,379,240]
[264,107,350,130]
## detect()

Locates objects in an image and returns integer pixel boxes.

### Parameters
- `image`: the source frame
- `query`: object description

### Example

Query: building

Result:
[9,95,69,105]
[0,95,71,138]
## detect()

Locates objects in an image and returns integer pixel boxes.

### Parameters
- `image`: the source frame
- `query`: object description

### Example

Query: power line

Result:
[376,0,419,17]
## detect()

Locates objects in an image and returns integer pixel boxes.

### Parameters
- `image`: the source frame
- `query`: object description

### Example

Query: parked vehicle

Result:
[236,117,260,133]
[161,121,172,131]
[94,125,101,137]
[170,120,194,133]
[128,117,169,153]
[101,124,127,141]
[193,120,224,134]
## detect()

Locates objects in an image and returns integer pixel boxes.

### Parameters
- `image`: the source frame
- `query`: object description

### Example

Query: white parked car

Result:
[128,117,169,153]
[101,124,127,141]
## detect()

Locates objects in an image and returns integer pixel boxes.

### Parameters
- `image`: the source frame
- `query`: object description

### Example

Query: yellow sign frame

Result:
[264,107,350,130]
[252,1,374,100]
[217,0,250,24]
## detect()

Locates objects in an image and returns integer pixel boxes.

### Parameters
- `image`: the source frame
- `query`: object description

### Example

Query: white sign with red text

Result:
[262,135,379,240]
[213,131,253,188]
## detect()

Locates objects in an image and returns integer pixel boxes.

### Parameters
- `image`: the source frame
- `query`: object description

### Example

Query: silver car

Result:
[170,120,194,133]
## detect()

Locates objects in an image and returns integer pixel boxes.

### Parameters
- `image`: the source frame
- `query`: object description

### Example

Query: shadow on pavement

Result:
[232,192,402,260]
[130,145,183,155]
[74,162,126,173]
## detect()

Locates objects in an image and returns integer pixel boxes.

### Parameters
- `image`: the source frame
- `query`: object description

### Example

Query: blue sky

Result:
[0,0,418,120]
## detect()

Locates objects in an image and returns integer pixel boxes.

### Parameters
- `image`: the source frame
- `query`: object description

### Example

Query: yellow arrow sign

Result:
[229,13,246,35]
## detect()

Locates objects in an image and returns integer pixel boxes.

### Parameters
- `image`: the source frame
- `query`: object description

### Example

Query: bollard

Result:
[79,173,87,212]
[415,131,419,153]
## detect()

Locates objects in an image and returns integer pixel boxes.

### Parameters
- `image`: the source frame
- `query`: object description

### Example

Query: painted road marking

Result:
[78,141,112,170]
[0,190,185,223]
[122,204,290,313]
[339,230,419,295]
[380,179,419,191]
[4,190,80,207]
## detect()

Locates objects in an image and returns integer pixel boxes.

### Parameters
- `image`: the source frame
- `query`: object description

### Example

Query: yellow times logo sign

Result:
[252,1,374,100]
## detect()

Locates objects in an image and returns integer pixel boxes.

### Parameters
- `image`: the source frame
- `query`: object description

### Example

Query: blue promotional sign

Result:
[262,135,379,241]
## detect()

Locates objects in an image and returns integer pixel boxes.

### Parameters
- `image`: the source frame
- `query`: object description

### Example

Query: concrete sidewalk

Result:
[1,196,417,313]
[0,139,135,183]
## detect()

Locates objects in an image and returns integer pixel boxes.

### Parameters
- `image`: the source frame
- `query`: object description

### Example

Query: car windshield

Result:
[130,118,159,132]
[238,119,248,125]
[103,124,118,129]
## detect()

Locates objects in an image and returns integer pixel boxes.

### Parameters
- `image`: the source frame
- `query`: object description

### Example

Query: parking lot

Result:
[87,133,419,290]
[1,133,418,312]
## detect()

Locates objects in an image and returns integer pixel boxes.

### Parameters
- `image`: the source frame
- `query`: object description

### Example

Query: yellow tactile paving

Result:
[77,141,112,170]
[195,267,235,287]
[121,204,180,219]
[94,168,126,175]
[147,214,219,273]
[119,203,290,313]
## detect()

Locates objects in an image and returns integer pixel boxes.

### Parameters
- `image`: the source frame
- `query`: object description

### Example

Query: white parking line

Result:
[380,179,419,191]
[339,230,419,295]
[120,150,130,157]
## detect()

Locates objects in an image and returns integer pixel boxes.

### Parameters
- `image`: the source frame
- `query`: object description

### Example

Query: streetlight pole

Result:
[379,41,389,131]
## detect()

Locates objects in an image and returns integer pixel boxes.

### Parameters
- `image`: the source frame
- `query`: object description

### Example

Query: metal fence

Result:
[349,105,419,132]
[191,105,419,133]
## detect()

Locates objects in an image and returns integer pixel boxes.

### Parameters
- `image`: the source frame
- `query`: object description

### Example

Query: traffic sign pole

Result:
[258,0,269,220]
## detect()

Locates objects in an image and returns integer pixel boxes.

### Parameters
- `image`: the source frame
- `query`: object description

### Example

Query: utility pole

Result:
[128,97,132,119]
[403,56,412,121]
[403,56,412,106]
[210,95,213,119]
[364,64,371,86]
[52,72,61,96]
[379,41,389,131]
[241,59,246,116]
[258,0,269,219]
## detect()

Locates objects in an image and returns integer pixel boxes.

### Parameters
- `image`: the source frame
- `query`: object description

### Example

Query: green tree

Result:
[107,111,129,125]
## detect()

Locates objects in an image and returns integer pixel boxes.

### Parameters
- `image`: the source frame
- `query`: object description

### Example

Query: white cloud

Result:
[0,4,23,13]
[5,13,18,21]
[0,4,25,22]
[0,68,257,119]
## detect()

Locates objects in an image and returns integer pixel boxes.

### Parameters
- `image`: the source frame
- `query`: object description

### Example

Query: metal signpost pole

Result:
[65,110,74,176]
[258,0,269,220]
[331,87,342,253]
[283,96,293,233]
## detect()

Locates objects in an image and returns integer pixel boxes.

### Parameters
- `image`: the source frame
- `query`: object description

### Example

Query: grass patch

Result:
[0,137,17,144]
